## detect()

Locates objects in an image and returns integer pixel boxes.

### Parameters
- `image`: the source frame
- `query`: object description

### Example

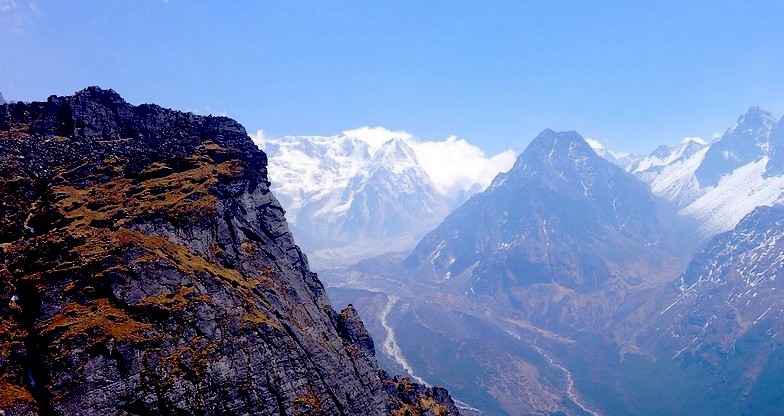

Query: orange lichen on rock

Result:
[138,285,211,312]
[388,377,452,416]
[241,308,280,330]
[0,381,35,408]
[44,298,155,353]
[293,390,324,415]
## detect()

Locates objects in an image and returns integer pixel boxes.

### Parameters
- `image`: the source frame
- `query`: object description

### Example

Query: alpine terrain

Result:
[261,130,508,268]
[323,111,784,415]
[0,88,459,416]
[598,107,784,240]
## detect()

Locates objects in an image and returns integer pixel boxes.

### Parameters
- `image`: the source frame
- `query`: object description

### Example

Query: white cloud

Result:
[250,129,266,149]
[270,125,516,198]
[411,135,516,198]
[584,138,606,151]
[340,126,516,197]
[0,0,16,13]
[681,136,707,145]
[0,0,40,33]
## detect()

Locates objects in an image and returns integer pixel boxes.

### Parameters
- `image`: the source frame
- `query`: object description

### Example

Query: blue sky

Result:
[2,0,783,155]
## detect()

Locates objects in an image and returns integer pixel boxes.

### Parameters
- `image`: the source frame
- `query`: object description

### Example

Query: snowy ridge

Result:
[596,108,784,241]
[682,157,784,238]
[658,205,784,357]
[646,145,708,207]
[260,128,514,263]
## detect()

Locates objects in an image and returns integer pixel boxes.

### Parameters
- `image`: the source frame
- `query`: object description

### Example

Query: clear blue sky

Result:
[2,0,783,155]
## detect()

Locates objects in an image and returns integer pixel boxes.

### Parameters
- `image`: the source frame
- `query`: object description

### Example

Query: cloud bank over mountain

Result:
[341,126,516,197]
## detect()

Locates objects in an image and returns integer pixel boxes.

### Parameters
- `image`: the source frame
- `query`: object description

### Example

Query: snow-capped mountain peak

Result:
[627,138,709,175]
[341,126,413,153]
[725,106,777,139]
[260,128,514,266]
[593,108,784,242]
[369,137,421,175]
[695,107,777,187]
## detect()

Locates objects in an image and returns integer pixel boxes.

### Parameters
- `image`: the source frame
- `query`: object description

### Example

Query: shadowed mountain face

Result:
[654,205,784,370]
[0,88,458,416]
[407,129,667,295]
[695,107,777,188]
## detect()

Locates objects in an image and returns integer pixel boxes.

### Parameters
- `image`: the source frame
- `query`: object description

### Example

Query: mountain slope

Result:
[695,107,777,187]
[658,204,784,358]
[296,137,448,243]
[326,130,687,415]
[0,88,458,415]
[626,204,784,414]
[599,108,784,240]
[407,129,668,295]
[263,133,451,267]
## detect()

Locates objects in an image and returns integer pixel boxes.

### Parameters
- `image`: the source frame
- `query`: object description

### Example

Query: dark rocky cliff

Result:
[0,87,458,416]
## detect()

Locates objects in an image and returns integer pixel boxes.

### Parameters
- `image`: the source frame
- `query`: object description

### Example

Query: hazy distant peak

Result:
[341,126,413,152]
[725,107,777,138]
[367,136,423,175]
[651,145,671,159]
[681,136,708,145]
[0,91,6,105]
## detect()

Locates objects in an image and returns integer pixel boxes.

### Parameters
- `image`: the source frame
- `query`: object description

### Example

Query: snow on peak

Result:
[725,107,777,138]
[370,137,423,176]
[681,136,708,145]
[262,127,516,231]
[341,126,413,152]
[585,137,637,170]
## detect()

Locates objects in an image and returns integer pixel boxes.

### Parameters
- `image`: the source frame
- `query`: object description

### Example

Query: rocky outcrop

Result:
[0,87,458,415]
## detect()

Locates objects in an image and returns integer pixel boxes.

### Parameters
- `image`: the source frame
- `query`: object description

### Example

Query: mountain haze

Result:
[598,108,784,240]
[262,129,513,267]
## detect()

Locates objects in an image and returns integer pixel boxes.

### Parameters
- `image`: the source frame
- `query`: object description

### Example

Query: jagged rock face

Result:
[656,205,784,361]
[764,117,784,177]
[625,205,784,414]
[0,87,458,416]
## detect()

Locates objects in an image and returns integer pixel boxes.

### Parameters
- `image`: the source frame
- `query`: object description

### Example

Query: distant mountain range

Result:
[593,107,784,239]
[407,129,668,295]
[321,107,784,415]
[261,130,512,267]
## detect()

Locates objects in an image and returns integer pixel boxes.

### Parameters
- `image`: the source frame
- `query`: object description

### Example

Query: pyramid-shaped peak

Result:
[741,106,775,120]
[519,129,595,166]
[376,137,417,160]
[528,129,585,147]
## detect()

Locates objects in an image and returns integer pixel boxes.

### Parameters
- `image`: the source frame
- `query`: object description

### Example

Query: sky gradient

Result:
[2,0,783,155]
